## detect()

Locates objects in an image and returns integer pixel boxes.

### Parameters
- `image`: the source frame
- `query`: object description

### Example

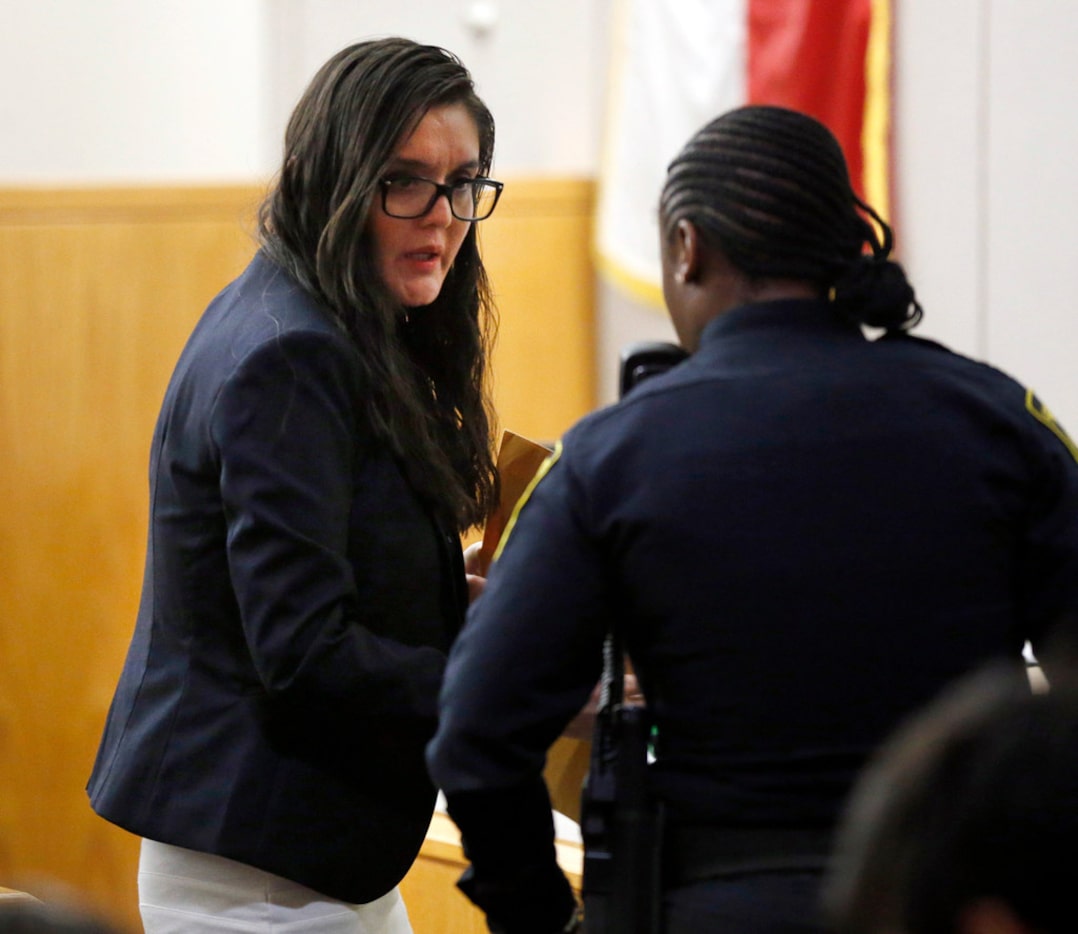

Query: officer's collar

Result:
[699,297,862,346]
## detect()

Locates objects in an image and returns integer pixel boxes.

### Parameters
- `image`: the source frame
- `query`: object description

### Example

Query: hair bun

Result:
[830,255,923,332]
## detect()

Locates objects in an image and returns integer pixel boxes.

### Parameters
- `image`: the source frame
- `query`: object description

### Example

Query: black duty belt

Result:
[663,825,833,888]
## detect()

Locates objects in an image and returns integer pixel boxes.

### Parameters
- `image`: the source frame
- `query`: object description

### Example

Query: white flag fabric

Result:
[595,0,891,308]
[596,0,748,305]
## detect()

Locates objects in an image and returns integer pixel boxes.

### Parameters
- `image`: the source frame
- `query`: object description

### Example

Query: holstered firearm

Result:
[579,340,683,932]
[579,636,663,933]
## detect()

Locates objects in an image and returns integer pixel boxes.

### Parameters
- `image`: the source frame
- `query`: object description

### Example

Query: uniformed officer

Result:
[427,105,1078,934]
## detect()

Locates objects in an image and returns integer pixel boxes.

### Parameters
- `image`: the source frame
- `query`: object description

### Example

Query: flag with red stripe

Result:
[596,0,893,305]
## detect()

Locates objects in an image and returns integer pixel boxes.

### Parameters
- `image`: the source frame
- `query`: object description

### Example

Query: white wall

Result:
[0,0,271,183]
[262,0,610,177]
[892,0,986,357]
[0,0,608,183]
[895,0,1078,432]
[982,1,1078,426]
[2,0,1076,430]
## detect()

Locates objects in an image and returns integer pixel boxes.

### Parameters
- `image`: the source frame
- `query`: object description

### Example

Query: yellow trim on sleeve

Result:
[1026,389,1078,464]
[492,440,564,562]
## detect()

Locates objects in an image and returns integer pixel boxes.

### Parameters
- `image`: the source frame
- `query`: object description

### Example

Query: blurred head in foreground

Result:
[824,665,1078,934]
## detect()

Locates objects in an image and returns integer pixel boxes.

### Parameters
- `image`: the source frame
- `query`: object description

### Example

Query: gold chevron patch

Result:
[1026,389,1078,464]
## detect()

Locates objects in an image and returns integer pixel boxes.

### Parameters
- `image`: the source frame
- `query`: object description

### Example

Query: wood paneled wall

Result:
[480,178,597,443]
[0,179,595,931]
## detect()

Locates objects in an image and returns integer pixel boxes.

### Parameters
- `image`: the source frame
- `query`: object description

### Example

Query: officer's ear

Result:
[671,218,702,285]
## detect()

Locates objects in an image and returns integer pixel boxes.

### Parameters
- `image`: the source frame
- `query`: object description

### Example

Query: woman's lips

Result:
[403,248,441,268]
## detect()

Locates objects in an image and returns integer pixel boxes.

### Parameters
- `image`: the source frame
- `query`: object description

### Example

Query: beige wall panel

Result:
[0,181,595,930]
[481,178,597,444]
[0,187,261,931]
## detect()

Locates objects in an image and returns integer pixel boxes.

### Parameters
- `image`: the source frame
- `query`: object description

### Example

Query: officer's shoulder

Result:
[553,370,688,478]
[885,333,1077,459]
[880,331,1021,392]
[878,330,977,365]
[573,364,688,434]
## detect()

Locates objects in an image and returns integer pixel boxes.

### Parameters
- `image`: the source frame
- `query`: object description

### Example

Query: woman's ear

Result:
[672,218,701,285]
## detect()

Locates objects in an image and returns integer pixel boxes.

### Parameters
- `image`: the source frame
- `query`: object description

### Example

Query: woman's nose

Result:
[422,190,455,226]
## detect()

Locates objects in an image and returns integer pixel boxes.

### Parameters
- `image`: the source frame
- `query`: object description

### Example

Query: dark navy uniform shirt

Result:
[427,298,1078,930]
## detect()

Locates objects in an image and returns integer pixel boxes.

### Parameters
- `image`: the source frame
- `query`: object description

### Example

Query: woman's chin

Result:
[393,277,446,309]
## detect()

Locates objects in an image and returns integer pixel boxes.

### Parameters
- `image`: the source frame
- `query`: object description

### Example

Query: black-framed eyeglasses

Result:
[379,175,504,222]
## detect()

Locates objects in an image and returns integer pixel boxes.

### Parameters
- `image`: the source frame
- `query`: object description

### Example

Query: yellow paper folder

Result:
[476,429,554,575]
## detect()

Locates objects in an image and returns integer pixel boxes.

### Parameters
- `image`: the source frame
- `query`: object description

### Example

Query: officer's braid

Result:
[660,105,922,332]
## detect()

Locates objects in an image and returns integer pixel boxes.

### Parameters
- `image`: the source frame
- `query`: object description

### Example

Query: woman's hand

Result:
[562,673,645,740]
[463,540,487,604]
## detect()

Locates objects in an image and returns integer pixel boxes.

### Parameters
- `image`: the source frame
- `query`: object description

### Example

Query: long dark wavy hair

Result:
[257,38,499,531]
[660,104,923,333]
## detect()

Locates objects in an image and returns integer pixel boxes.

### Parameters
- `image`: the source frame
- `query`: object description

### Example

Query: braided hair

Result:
[660,105,922,332]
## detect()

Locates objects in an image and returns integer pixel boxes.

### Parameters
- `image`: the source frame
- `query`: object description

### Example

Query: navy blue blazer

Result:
[89,252,468,903]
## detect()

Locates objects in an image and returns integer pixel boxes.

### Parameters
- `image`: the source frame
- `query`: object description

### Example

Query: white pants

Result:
[138,839,414,934]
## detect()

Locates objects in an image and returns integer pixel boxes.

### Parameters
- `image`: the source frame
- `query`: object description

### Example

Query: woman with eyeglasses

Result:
[87,38,503,933]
